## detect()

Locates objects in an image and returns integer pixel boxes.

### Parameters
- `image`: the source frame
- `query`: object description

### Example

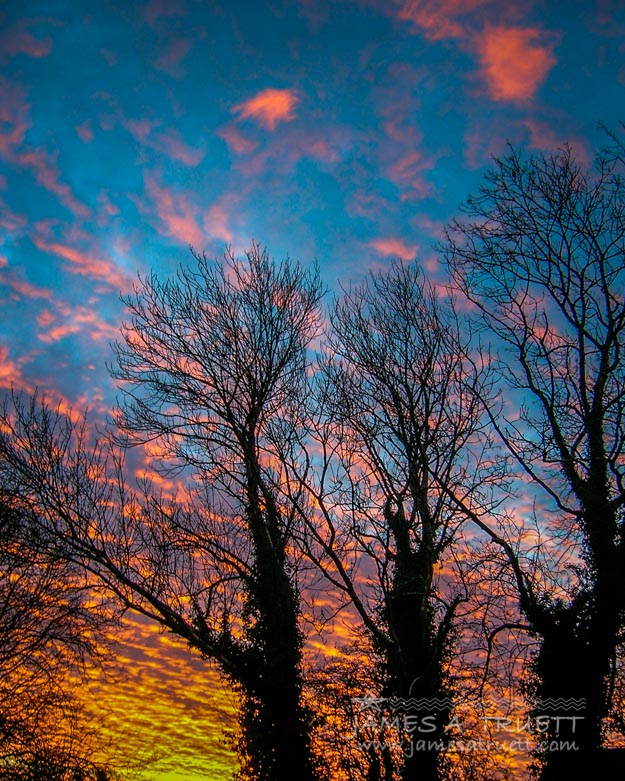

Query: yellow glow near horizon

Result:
[84,613,239,780]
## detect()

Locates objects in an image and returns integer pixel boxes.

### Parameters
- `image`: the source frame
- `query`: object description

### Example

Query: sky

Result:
[1,0,625,778]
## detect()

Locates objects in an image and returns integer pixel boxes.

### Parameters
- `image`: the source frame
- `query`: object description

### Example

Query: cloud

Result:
[204,201,233,244]
[463,119,509,168]
[32,237,133,292]
[0,76,30,156]
[141,175,237,250]
[1,21,52,61]
[18,148,91,217]
[521,119,590,167]
[218,125,259,156]
[395,0,492,41]
[76,121,94,143]
[392,4,558,105]
[35,302,118,345]
[123,116,205,167]
[6,276,53,300]
[143,173,205,249]
[152,130,205,166]
[370,237,418,258]
[476,26,557,102]
[379,119,436,199]
[153,37,194,76]
[125,117,158,143]
[0,77,90,217]
[0,199,27,240]
[233,88,299,131]
[0,345,32,392]
[144,0,187,27]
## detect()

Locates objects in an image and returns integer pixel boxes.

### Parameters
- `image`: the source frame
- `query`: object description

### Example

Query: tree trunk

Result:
[381,539,450,781]
[238,465,317,781]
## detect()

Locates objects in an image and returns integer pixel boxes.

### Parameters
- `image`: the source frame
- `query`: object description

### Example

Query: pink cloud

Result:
[386,149,433,197]
[476,26,557,102]
[380,119,436,198]
[348,191,394,221]
[0,78,89,218]
[204,201,233,243]
[307,139,340,164]
[143,176,238,248]
[18,148,91,218]
[370,237,418,258]
[521,119,590,167]
[395,0,492,41]
[125,117,158,143]
[393,3,557,105]
[0,201,26,239]
[2,22,52,60]
[97,192,120,222]
[144,0,187,27]
[123,116,204,167]
[76,121,94,143]
[218,124,259,155]
[33,237,132,292]
[0,76,30,155]
[153,37,194,76]
[36,303,118,345]
[100,48,118,66]
[463,120,509,169]
[233,88,299,131]
[36,309,56,328]
[7,277,53,300]
[144,174,205,249]
[152,129,205,166]
[589,0,625,37]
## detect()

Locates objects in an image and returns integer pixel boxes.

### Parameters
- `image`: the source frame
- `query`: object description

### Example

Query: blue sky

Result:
[1,0,625,776]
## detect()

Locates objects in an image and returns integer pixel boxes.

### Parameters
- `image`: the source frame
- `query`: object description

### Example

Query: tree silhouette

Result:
[296,262,499,780]
[0,496,117,780]
[0,245,324,781]
[443,138,625,778]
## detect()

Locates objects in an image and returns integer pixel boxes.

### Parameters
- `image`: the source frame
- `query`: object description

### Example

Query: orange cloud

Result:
[233,88,299,130]
[477,26,557,102]
[0,345,32,392]
[370,237,418,259]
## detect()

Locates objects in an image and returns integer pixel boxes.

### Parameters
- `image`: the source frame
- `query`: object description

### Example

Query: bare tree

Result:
[0,495,117,780]
[443,138,625,778]
[0,245,325,781]
[295,262,500,781]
